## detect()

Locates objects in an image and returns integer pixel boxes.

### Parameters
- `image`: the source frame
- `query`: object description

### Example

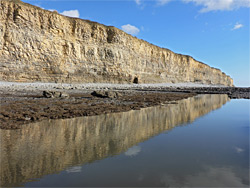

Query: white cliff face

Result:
[0,0,233,86]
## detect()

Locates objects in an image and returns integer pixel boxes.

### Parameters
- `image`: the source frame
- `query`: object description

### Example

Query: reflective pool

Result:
[0,94,249,187]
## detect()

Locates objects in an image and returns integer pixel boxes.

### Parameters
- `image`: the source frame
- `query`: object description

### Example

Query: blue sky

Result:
[22,0,250,86]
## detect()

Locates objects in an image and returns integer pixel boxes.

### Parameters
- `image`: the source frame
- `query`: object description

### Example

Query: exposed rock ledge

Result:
[0,0,233,86]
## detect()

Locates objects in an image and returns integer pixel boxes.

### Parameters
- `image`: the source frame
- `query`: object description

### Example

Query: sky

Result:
[22,0,250,86]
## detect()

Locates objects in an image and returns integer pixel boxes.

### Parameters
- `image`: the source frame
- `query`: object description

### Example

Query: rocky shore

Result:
[0,82,249,129]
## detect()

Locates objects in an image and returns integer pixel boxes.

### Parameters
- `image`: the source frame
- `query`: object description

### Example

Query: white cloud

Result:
[135,0,141,5]
[235,146,245,152]
[232,23,244,30]
[124,146,141,156]
[183,0,250,12]
[161,166,247,187]
[135,0,146,9]
[66,166,82,173]
[121,24,140,35]
[156,0,173,6]
[48,9,57,12]
[61,10,80,18]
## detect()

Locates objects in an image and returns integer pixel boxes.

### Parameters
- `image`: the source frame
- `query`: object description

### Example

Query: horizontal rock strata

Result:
[0,0,233,86]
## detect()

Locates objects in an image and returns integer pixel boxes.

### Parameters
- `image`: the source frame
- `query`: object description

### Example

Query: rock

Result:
[24,117,31,121]
[91,90,122,99]
[228,92,250,99]
[0,0,233,86]
[43,91,55,98]
[43,91,69,98]
[60,92,70,98]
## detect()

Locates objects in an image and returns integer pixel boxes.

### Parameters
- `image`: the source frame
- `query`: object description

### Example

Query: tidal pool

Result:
[0,94,249,187]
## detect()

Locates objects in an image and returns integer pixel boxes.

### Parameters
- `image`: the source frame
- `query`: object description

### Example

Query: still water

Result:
[0,94,249,187]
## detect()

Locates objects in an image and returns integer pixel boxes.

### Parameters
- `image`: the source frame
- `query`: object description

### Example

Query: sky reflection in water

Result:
[0,95,249,187]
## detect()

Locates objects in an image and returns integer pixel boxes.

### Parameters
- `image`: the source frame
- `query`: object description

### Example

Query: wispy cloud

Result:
[232,23,244,30]
[135,0,141,5]
[61,10,80,18]
[156,0,173,6]
[66,166,82,173]
[161,166,247,187]
[234,146,245,152]
[121,24,140,35]
[183,0,250,13]
[124,146,141,156]
[135,0,146,9]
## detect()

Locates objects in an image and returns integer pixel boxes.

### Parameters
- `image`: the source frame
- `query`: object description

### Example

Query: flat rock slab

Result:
[91,90,122,98]
[43,91,69,98]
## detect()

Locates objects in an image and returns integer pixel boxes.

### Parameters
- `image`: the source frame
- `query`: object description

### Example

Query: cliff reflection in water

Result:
[0,94,229,187]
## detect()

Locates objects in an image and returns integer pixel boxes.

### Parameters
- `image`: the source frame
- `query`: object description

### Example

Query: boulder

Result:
[91,90,122,99]
[43,91,69,98]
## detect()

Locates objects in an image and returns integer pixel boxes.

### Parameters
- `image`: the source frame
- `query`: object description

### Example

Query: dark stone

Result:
[43,91,69,98]
[91,90,122,99]
[228,92,250,99]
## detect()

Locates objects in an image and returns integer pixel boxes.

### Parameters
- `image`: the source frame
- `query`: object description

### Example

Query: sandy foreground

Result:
[0,82,249,129]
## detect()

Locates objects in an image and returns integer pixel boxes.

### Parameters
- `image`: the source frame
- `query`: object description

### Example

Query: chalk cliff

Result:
[0,0,233,86]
